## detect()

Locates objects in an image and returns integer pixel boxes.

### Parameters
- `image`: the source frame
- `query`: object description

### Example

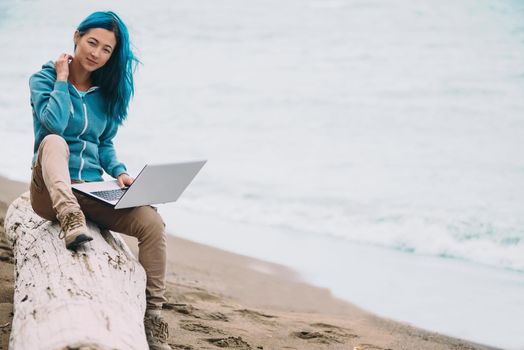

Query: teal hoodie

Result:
[29,61,127,182]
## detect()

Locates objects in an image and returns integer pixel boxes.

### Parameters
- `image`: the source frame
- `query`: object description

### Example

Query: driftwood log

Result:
[3,192,148,350]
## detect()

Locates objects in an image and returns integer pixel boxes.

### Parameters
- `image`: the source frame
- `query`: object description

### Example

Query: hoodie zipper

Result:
[70,84,98,180]
[77,98,89,180]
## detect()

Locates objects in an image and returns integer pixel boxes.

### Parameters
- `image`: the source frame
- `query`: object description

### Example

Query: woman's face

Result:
[73,28,117,72]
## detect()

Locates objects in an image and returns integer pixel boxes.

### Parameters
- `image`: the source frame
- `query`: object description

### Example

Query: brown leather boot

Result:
[57,210,93,250]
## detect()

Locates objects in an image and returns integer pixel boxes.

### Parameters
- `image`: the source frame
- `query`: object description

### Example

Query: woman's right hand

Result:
[55,53,73,81]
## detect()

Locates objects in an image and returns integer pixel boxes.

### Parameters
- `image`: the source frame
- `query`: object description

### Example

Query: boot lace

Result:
[58,211,85,239]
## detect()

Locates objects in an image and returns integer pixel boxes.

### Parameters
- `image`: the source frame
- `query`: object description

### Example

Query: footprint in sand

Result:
[234,309,277,323]
[205,336,252,349]
[233,309,277,327]
[292,330,342,344]
[235,309,276,318]
[292,323,360,345]
[204,311,229,322]
[163,302,197,315]
[310,322,345,329]
[163,302,230,322]
[179,320,224,335]
[310,322,359,340]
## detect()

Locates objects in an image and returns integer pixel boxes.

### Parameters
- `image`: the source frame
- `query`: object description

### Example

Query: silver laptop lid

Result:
[115,160,206,209]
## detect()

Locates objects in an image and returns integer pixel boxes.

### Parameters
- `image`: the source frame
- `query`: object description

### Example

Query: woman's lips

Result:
[86,58,97,65]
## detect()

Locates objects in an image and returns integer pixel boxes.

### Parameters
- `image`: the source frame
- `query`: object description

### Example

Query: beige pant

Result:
[30,134,167,310]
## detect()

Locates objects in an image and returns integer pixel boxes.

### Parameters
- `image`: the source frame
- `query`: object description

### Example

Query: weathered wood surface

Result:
[3,192,148,350]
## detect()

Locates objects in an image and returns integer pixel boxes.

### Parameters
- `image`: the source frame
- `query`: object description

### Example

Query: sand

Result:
[0,175,497,350]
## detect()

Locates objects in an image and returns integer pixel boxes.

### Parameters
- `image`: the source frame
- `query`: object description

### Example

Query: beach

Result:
[2,1,524,347]
[0,175,497,350]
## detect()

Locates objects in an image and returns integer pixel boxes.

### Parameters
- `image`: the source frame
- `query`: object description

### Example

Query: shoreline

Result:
[0,175,498,349]
[163,205,524,348]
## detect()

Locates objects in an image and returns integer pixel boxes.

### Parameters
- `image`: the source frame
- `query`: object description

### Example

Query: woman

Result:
[29,11,170,350]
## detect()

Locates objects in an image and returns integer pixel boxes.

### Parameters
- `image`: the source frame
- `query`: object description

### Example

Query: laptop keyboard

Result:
[91,188,127,201]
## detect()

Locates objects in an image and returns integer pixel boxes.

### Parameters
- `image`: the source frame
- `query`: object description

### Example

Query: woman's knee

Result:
[40,134,69,154]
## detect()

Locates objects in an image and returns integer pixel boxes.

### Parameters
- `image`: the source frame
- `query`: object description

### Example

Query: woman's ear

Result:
[73,30,80,46]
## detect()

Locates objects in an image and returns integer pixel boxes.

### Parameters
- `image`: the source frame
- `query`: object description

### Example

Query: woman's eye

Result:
[88,41,95,46]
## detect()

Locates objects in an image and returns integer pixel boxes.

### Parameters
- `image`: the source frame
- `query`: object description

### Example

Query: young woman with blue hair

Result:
[28,11,170,349]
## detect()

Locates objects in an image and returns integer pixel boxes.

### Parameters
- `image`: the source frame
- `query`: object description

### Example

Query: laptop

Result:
[71,160,206,209]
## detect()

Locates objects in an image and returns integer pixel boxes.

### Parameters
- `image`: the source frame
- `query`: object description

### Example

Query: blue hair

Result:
[76,11,139,124]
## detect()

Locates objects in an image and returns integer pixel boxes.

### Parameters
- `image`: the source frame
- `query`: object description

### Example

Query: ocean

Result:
[1,0,523,348]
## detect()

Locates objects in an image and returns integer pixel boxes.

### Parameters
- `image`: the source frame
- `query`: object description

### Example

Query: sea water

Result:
[0,0,523,348]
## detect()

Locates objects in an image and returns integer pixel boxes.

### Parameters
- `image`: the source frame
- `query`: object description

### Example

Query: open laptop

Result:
[71,160,206,209]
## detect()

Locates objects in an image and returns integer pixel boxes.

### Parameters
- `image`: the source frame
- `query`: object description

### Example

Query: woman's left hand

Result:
[117,173,134,188]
